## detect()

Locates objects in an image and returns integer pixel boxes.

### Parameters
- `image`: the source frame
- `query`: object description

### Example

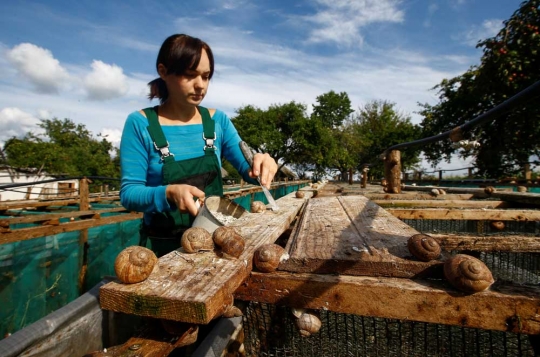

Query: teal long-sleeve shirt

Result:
[119,109,254,225]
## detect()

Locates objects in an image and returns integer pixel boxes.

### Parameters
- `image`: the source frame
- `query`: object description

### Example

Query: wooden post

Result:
[418,172,423,181]
[104,184,109,197]
[348,168,353,185]
[361,166,368,188]
[25,187,32,200]
[525,163,532,183]
[78,178,90,294]
[384,150,401,194]
[438,170,443,182]
[403,172,409,181]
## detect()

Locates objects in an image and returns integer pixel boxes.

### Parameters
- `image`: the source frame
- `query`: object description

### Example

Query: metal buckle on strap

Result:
[203,132,216,150]
[154,141,174,161]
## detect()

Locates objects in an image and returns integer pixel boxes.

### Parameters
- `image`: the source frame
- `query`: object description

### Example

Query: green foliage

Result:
[311,91,354,129]
[4,118,119,178]
[353,100,422,178]
[419,0,540,178]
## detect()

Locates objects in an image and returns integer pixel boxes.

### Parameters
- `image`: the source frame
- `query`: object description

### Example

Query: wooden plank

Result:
[374,200,510,208]
[99,192,313,324]
[364,193,475,201]
[279,196,443,278]
[0,195,120,211]
[430,233,540,252]
[0,212,142,245]
[0,206,127,226]
[387,208,540,221]
[403,185,540,205]
[234,271,540,335]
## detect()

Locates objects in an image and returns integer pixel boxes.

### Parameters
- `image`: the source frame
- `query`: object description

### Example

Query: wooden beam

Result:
[99,192,313,324]
[0,206,127,226]
[0,212,142,245]
[0,195,120,211]
[279,196,443,278]
[234,271,540,335]
[430,233,540,252]
[402,185,540,206]
[374,200,510,209]
[364,193,475,201]
[387,208,540,221]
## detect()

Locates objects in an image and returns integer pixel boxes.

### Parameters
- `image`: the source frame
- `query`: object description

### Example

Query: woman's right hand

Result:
[165,184,205,216]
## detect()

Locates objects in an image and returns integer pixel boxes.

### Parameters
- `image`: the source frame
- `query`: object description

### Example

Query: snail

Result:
[490,221,505,231]
[251,201,266,213]
[114,246,158,284]
[438,188,446,195]
[443,254,494,293]
[407,233,441,262]
[253,244,287,272]
[430,189,440,196]
[181,227,214,253]
[295,190,305,199]
[221,234,245,258]
[484,186,496,194]
[517,186,527,193]
[294,312,322,337]
[212,226,238,246]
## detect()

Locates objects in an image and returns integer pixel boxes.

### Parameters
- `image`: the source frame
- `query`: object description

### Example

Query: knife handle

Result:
[239,141,255,168]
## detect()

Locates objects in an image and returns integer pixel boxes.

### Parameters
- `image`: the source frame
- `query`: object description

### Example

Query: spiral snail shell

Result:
[484,186,496,194]
[490,221,505,231]
[253,244,287,272]
[251,201,266,213]
[407,234,441,262]
[181,227,214,253]
[295,312,322,337]
[114,246,158,284]
[443,254,494,293]
[295,190,305,199]
[221,234,245,258]
[517,186,527,193]
[212,226,238,246]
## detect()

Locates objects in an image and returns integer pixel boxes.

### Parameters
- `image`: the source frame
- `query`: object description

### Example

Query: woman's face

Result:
[160,49,211,106]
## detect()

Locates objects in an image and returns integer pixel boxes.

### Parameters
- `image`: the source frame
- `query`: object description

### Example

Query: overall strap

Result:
[199,106,216,155]
[144,106,175,163]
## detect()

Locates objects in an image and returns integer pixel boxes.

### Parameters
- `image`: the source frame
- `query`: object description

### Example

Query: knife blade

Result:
[239,141,280,211]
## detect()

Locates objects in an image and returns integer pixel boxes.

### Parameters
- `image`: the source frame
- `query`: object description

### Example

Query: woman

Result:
[120,34,277,256]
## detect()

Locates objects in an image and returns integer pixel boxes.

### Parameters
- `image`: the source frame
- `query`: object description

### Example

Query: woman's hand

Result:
[249,153,278,189]
[165,184,205,216]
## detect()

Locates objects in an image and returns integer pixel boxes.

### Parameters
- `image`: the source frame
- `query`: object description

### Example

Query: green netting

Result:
[242,302,537,357]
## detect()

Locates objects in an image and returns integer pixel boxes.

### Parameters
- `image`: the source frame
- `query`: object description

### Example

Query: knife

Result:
[239,141,280,211]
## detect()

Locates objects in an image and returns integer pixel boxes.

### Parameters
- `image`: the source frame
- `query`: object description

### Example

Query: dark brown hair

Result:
[148,34,215,103]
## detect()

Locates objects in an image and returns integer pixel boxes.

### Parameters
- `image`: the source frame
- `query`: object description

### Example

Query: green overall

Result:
[140,106,224,257]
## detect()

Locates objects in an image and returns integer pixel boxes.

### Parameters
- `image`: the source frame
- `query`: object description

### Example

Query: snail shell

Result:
[444,254,494,293]
[181,227,214,253]
[253,244,286,272]
[295,312,322,337]
[438,188,446,195]
[212,226,238,246]
[484,186,496,194]
[407,234,441,262]
[114,246,158,284]
[295,190,305,199]
[491,221,505,231]
[430,189,440,196]
[251,201,266,213]
[517,186,527,193]
[221,234,245,258]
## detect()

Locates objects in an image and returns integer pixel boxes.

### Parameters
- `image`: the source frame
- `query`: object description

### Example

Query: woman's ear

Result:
[157,64,168,79]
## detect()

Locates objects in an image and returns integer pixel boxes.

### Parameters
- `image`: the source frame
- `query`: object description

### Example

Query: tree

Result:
[353,100,422,178]
[419,0,540,178]
[4,118,119,178]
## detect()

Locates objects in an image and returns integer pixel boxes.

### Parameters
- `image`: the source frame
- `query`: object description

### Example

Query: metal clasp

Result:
[154,141,174,161]
[203,132,216,150]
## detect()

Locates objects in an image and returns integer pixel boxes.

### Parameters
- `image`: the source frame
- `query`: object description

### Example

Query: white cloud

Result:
[99,127,122,148]
[0,107,42,144]
[460,19,502,46]
[83,60,129,101]
[5,43,70,93]
[305,0,404,46]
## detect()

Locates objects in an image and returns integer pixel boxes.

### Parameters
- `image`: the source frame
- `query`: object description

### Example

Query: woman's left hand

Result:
[249,153,278,189]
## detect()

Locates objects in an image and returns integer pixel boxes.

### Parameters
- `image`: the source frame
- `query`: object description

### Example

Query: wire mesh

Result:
[242,302,537,357]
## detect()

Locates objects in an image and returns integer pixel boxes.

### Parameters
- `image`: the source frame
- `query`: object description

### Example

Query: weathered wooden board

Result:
[99,191,312,324]
[431,233,540,252]
[387,208,540,221]
[235,271,540,335]
[374,199,510,208]
[278,196,443,278]
[0,206,128,226]
[365,193,475,201]
[0,195,120,211]
[402,185,540,205]
[0,212,142,245]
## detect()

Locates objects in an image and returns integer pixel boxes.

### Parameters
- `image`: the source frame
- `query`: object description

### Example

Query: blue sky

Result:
[0,0,522,172]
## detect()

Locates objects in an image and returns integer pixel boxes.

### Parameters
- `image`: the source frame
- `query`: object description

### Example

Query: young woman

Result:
[120,34,277,255]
